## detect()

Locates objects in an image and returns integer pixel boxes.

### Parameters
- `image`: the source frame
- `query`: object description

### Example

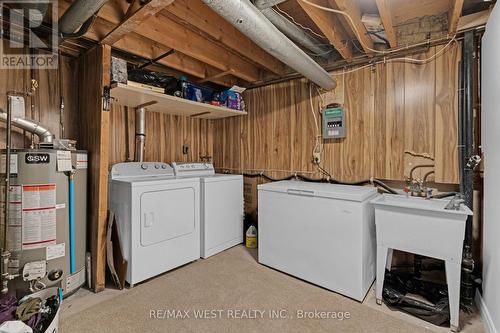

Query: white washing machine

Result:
[172,162,243,258]
[108,162,200,287]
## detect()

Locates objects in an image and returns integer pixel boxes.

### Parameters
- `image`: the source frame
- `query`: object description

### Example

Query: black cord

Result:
[233,169,399,194]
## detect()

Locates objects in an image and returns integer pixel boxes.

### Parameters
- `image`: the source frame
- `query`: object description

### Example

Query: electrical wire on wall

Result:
[297,0,457,57]
[274,5,328,40]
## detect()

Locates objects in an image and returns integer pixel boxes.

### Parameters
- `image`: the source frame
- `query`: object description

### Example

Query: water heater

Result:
[1,149,88,296]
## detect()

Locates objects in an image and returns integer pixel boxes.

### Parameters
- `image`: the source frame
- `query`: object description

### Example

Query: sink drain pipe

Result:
[459,31,476,309]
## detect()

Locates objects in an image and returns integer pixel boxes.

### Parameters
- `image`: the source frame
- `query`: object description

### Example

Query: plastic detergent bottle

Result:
[245,225,257,248]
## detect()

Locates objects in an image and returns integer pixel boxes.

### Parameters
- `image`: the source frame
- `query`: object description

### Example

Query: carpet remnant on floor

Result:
[61,246,432,333]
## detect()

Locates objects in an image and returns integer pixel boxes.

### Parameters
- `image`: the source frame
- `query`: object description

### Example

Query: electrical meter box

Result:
[322,106,346,139]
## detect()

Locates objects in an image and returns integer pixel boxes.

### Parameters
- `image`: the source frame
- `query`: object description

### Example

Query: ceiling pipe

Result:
[254,0,285,9]
[254,0,333,58]
[202,0,336,90]
[58,0,108,35]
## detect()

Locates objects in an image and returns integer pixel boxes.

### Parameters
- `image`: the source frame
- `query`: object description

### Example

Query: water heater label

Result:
[46,243,65,261]
[25,153,50,164]
[21,184,57,250]
[56,150,72,172]
[0,185,22,251]
[0,154,18,174]
[66,267,86,294]
[76,153,88,169]
[22,260,47,282]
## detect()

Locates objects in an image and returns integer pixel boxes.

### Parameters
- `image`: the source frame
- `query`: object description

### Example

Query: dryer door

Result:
[140,187,195,247]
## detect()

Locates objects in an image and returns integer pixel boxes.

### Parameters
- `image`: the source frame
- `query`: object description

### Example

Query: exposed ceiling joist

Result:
[142,15,260,82]
[374,0,397,48]
[448,0,465,33]
[457,9,491,32]
[95,3,261,82]
[165,0,287,76]
[100,0,175,45]
[86,17,242,87]
[328,0,374,53]
[198,69,235,83]
[296,0,353,59]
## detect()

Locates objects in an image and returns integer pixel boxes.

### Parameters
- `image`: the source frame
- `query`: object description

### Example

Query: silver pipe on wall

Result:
[202,0,336,90]
[58,0,108,35]
[254,0,332,58]
[135,107,146,162]
[0,111,54,144]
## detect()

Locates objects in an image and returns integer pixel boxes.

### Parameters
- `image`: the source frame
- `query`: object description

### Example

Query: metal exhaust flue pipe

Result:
[0,111,54,144]
[135,107,146,162]
[202,0,336,90]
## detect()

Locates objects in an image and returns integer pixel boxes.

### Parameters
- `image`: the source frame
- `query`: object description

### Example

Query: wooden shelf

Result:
[110,83,247,119]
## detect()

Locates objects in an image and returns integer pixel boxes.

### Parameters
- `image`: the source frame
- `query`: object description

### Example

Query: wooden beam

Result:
[96,4,261,82]
[375,0,397,48]
[101,0,174,45]
[84,14,243,86]
[297,0,353,59]
[165,0,286,76]
[448,0,465,33]
[457,9,491,32]
[77,44,111,292]
[328,0,374,53]
[198,70,234,83]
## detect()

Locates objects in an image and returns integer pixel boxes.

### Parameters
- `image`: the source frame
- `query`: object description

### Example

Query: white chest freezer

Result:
[258,180,379,301]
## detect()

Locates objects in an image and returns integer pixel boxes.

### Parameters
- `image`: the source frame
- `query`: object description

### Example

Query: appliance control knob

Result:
[141,164,148,170]
[161,165,166,169]
[154,164,160,169]
[48,269,63,281]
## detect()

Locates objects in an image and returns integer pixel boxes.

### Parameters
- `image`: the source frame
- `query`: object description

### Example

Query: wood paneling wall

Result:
[0,51,80,147]
[213,44,461,184]
[109,107,214,165]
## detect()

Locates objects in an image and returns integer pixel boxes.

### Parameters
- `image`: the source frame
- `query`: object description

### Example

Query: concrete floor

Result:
[60,246,485,333]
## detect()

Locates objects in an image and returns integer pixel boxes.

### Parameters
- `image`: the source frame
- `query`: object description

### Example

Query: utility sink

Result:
[371,194,473,331]
[371,194,473,217]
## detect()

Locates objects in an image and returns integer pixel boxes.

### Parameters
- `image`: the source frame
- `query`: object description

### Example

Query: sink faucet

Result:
[445,194,465,210]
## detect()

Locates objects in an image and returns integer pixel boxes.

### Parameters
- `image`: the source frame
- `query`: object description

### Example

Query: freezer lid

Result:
[258,180,377,201]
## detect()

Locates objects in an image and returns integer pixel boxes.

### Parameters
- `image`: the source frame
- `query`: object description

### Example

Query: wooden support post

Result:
[78,44,111,292]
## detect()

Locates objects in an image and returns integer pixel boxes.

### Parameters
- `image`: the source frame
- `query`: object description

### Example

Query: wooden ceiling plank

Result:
[448,0,465,33]
[375,0,397,48]
[164,0,286,76]
[296,0,353,59]
[328,0,374,53]
[85,17,240,87]
[457,9,491,32]
[95,3,260,82]
[114,35,241,87]
[100,0,175,45]
[198,70,235,83]
[141,15,260,82]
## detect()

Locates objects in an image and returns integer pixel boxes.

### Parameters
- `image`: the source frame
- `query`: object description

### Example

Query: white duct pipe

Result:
[260,8,332,59]
[0,112,54,143]
[254,0,332,58]
[203,0,336,90]
[254,0,285,9]
[59,0,108,35]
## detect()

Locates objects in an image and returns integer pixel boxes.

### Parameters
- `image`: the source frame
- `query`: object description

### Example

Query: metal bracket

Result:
[103,86,112,112]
